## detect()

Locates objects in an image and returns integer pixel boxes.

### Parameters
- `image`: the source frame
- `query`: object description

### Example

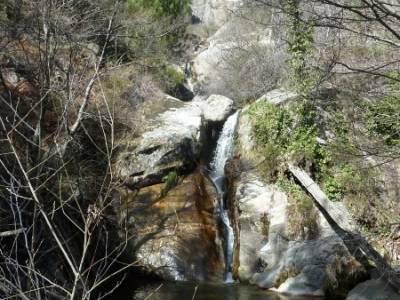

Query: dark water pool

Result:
[113,281,340,300]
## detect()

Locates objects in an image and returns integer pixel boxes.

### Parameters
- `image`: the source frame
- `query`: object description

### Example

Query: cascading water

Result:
[209,111,239,283]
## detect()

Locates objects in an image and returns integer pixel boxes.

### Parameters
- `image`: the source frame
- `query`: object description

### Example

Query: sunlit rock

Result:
[197,94,234,123]
[191,0,243,27]
[115,95,203,189]
[256,89,298,105]
[226,108,366,296]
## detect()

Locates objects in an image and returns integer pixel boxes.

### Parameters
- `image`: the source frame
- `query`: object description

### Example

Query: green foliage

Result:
[247,101,320,180]
[162,66,184,85]
[248,101,293,146]
[363,96,400,146]
[287,126,319,163]
[323,176,344,202]
[160,171,179,197]
[125,0,190,17]
[0,2,6,22]
[121,0,190,95]
[385,70,400,86]
[158,65,185,94]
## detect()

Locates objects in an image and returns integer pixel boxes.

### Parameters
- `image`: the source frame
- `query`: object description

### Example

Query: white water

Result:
[210,111,239,178]
[210,111,239,283]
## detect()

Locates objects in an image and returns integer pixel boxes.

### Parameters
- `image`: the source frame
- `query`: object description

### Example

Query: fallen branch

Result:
[288,164,400,293]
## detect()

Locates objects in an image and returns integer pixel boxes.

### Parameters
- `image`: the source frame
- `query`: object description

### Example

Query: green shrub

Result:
[323,176,344,202]
[158,65,185,94]
[284,0,315,97]
[247,101,321,179]
[363,96,400,146]
[160,171,179,197]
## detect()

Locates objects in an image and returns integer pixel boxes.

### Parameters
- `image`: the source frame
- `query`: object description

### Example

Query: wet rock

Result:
[116,171,225,281]
[346,279,400,300]
[174,83,195,101]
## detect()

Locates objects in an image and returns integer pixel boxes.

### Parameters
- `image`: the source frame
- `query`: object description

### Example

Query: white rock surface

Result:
[116,94,236,188]
[256,89,298,105]
[197,94,234,122]
[191,0,243,27]
[116,95,204,188]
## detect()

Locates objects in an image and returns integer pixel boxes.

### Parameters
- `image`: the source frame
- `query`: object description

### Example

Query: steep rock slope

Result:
[227,92,367,296]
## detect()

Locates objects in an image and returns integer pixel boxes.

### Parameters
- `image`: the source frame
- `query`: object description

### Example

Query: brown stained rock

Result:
[116,170,224,281]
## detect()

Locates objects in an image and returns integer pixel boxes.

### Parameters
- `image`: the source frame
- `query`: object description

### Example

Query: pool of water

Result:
[115,281,340,300]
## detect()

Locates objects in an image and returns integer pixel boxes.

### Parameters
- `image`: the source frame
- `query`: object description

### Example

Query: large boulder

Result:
[115,96,203,189]
[115,94,235,189]
[197,94,234,123]
[346,279,400,300]
[227,108,366,296]
[115,170,225,281]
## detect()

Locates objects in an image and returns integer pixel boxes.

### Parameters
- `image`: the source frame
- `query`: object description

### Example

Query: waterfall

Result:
[209,111,239,283]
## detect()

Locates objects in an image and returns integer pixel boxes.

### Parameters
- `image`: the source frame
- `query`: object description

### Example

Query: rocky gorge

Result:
[110,0,400,299]
[2,1,400,299]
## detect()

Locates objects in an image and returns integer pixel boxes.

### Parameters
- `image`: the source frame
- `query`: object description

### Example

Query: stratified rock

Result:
[115,93,235,189]
[116,171,225,281]
[115,96,203,189]
[197,94,234,123]
[346,279,400,300]
[227,108,366,296]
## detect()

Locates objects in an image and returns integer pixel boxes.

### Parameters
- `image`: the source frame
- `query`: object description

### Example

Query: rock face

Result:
[116,170,224,281]
[199,94,234,123]
[227,108,366,296]
[114,92,235,281]
[191,5,275,98]
[256,89,299,106]
[191,0,243,27]
[115,94,233,189]
[346,279,400,300]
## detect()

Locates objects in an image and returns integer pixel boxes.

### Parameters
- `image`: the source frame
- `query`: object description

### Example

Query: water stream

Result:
[209,111,239,283]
